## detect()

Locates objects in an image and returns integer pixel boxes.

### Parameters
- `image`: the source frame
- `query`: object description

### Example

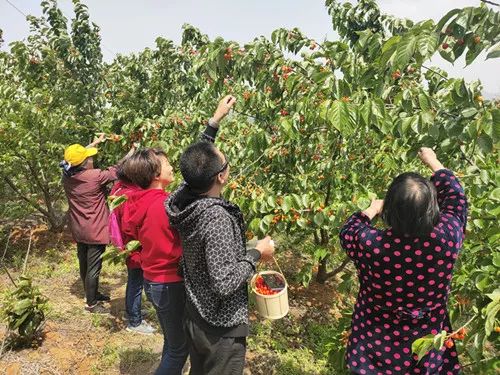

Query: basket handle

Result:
[256,255,287,284]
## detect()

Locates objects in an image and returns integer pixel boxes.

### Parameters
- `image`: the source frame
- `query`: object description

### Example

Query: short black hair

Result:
[381,172,439,236]
[180,142,225,193]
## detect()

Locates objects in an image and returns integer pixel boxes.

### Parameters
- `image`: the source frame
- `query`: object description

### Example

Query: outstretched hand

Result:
[418,147,444,172]
[212,95,236,124]
[362,199,384,220]
[86,132,107,148]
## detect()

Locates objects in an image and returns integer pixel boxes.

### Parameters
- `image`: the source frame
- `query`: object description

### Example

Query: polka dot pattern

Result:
[340,169,467,374]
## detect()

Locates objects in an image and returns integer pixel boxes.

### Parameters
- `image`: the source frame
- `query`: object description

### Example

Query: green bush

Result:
[0,275,48,346]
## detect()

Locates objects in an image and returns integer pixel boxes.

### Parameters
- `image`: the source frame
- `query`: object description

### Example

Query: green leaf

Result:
[267,196,275,209]
[12,311,31,329]
[429,124,440,139]
[381,36,401,55]
[465,46,483,66]
[282,196,293,214]
[412,334,434,361]
[262,214,274,226]
[492,109,500,143]
[475,274,490,292]
[484,298,500,336]
[436,9,461,32]
[296,218,308,228]
[433,330,447,351]
[395,34,417,69]
[13,299,32,315]
[461,108,478,118]
[248,218,260,233]
[259,218,270,234]
[313,212,325,227]
[327,100,355,136]
[492,252,500,268]
[380,35,401,66]
[416,32,439,60]
[126,240,141,252]
[280,117,294,138]
[313,247,329,261]
[477,134,493,154]
[490,188,500,202]
[486,43,500,59]
[356,197,371,210]
[109,194,127,211]
[418,93,431,111]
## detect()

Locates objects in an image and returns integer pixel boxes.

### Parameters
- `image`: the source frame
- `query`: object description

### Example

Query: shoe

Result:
[126,320,156,335]
[85,302,109,314]
[96,292,111,302]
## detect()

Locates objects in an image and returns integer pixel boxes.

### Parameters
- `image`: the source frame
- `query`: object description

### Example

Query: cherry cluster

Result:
[254,274,284,296]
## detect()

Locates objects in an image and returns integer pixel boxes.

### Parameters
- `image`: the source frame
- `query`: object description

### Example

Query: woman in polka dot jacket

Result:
[340,147,468,375]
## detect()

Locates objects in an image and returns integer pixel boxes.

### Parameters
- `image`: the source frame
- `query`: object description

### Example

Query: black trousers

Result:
[184,318,246,375]
[76,243,105,306]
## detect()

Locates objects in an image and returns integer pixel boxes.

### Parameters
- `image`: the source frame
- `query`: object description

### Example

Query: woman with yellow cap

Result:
[61,134,133,313]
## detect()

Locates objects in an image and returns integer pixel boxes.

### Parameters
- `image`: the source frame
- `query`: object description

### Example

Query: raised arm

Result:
[86,133,106,149]
[340,200,382,260]
[418,147,467,225]
[200,95,236,143]
[340,211,375,261]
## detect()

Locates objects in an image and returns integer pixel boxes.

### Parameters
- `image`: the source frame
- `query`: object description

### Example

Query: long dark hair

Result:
[381,172,439,236]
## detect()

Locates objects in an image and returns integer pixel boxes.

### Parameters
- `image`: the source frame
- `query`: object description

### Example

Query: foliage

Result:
[0,0,104,230]
[0,275,48,346]
[101,240,141,265]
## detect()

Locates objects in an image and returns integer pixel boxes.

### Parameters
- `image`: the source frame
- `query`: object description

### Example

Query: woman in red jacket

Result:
[110,178,156,335]
[119,148,187,374]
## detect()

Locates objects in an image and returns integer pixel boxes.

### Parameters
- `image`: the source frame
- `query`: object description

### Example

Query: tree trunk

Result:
[316,257,350,284]
[316,254,330,283]
[2,176,66,232]
[46,209,67,233]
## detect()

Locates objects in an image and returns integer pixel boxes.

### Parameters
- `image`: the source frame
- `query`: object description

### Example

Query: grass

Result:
[118,346,159,373]
[1,236,353,375]
[91,342,120,374]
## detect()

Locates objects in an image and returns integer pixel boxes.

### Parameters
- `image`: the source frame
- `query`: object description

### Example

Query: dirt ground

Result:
[0,226,346,375]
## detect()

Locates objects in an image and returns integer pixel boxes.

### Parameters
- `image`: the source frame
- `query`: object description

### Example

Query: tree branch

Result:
[480,0,499,6]
[324,257,350,280]
[2,176,50,218]
[421,65,448,81]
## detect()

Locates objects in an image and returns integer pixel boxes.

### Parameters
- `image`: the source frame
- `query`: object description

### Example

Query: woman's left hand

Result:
[363,199,384,220]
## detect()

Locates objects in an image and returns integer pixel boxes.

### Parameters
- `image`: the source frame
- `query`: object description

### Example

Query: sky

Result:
[1,0,499,97]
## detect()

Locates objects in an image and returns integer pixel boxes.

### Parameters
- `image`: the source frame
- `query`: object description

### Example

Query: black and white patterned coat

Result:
[166,188,257,328]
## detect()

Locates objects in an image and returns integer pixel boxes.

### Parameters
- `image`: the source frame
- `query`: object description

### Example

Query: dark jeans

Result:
[144,280,188,375]
[185,317,246,375]
[126,268,143,327]
[76,243,105,306]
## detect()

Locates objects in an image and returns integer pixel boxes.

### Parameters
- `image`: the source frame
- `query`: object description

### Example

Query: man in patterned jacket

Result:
[166,95,275,375]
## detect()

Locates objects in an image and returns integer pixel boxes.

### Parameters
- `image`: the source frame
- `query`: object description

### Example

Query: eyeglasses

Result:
[209,156,229,179]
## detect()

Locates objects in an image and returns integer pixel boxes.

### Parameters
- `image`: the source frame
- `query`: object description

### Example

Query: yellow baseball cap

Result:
[64,144,98,167]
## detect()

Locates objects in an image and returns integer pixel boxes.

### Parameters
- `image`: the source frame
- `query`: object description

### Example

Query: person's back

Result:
[167,192,252,331]
[348,210,463,313]
[340,148,467,375]
[121,187,183,283]
[61,136,120,313]
[63,167,117,245]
